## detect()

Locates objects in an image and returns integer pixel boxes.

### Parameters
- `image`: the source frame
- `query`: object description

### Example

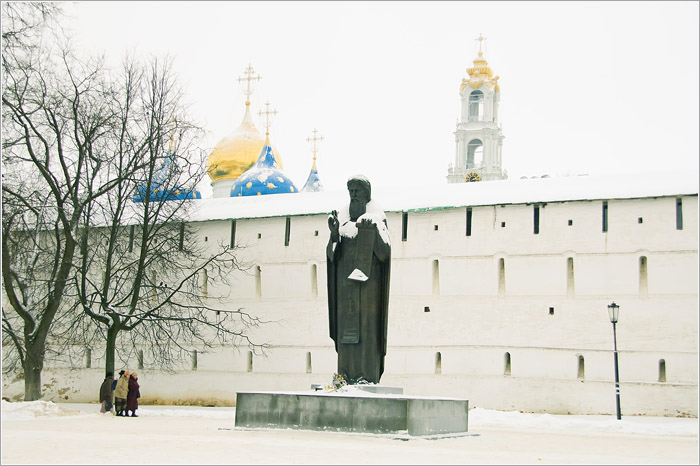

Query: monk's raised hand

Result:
[328,210,340,235]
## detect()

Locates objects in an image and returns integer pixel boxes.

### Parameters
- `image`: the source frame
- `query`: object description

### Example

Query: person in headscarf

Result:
[126,372,140,417]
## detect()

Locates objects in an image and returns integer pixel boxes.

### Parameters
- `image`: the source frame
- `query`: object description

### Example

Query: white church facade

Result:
[3,45,697,418]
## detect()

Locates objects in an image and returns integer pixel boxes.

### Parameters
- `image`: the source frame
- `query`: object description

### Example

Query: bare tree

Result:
[1,2,60,58]
[1,2,122,400]
[2,4,266,399]
[67,56,267,377]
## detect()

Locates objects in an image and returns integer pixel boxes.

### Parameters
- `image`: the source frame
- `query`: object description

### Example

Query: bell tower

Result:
[447,34,507,183]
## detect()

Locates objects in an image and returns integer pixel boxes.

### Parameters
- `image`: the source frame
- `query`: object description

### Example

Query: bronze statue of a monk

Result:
[327,175,391,384]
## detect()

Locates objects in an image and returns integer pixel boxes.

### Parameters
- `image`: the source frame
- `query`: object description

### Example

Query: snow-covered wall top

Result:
[181,171,698,222]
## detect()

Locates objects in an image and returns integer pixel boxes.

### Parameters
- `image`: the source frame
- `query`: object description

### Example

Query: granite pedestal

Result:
[234,388,468,436]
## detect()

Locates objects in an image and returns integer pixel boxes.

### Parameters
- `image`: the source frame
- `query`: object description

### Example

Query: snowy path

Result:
[1,401,697,464]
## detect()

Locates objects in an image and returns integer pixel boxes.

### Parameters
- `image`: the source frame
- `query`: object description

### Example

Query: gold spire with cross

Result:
[475,33,487,57]
[258,101,278,137]
[237,64,262,106]
[306,128,324,162]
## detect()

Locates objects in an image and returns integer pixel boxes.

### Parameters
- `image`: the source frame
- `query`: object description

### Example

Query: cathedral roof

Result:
[206,102,284,184]
[230,136,298,197]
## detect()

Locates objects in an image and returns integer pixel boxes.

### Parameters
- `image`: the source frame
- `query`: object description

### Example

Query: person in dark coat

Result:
[126,372,140,417]
[99,372,114,414]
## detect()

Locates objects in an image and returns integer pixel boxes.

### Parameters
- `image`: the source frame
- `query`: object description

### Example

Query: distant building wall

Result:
[3,194,697,416]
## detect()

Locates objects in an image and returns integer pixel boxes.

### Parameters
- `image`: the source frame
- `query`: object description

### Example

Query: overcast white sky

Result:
[62,1,699,196]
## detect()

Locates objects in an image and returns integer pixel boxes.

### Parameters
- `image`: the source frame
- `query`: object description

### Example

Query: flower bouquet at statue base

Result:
[324,372,348,391]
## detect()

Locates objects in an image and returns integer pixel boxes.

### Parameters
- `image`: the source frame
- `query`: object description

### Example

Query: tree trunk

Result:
[23,342,44,401]
[104,324,119,377]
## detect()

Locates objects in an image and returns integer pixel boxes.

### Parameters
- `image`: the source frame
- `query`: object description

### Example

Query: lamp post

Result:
[607,301,622,420]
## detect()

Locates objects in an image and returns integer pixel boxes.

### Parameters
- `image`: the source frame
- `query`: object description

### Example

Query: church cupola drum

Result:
[447,34,507,183]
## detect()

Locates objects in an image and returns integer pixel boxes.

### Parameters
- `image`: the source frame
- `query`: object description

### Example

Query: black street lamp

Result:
[608,301,622,420]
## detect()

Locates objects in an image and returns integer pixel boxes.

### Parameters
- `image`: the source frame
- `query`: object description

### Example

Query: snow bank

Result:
[1,400,88,420]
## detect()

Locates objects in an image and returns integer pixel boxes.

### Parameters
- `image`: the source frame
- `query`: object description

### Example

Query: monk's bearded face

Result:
[348,186,369,221]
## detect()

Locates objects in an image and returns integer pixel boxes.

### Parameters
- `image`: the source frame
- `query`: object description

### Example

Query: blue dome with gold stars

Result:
[230,137,298,197]
[301,158,323,192]
[133,150,201,203]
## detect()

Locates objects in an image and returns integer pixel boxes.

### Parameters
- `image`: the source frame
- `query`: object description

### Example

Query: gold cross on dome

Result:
[475,33,487,55]
[237,64,262,103]
[258,101,278,135]
[306,128,324,161]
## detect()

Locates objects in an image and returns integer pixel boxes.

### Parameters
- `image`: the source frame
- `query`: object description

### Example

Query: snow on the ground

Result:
[2,400,697,436]
[1,400,236,420]
[2,400,698,465]
[467,407,698,436]
[1,399,87,420]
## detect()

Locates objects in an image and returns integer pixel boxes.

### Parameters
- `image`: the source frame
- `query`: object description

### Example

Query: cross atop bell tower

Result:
[475,33,486,56]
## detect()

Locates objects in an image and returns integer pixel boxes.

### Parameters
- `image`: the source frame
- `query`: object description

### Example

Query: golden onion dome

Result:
[206,102,284,183]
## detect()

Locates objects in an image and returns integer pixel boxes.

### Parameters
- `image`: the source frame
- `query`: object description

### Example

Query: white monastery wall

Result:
[3,192,697,417]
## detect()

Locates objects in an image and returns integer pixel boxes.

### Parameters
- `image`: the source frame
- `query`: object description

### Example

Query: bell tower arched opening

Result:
[467,139,484,169]
[469,90,484,122]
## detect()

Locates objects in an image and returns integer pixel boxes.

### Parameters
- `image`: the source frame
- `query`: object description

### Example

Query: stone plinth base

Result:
[234,390,468,436]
